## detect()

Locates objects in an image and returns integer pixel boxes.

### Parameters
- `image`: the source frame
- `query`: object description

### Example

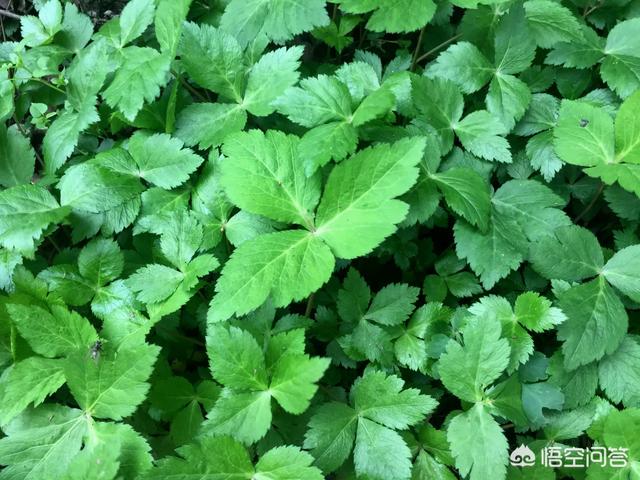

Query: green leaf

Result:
[0,357,65,425]
[0,185,69,255]
[412,76,463,154]
[147,436,322,479]
[315,137,426,259]
[557,277,628,370]
[339,0,435,33]
[614,90,640,164]
[600,18,640,99]
[207,325,268,391]
[208,230,334,323]
[431,167,491,231]
[220,0,329,46]
[43,103,99,174]
[273,75,352,128]
[243,46,303,116]
[554,99,615,166]
[119,0,155,46]
[78,238,124,287]
[364,283,420,326]
[494,4,536,75]
[204,390,272,444]
[65,343,159,420]
[439,314,510,402]
[0,125,35,188]
[524,0,584,48]
[269,354,330,414]
[128,132,203,189]
[304,402,357,473]
[486,74,532,131]
[529,225,604,282]
[351,87,396,127]
[602,245,640,302]
[298,121,358,175]
[350,371,437,429]
[0,405,86,480]
[447,404,508,480]
[178,22,244,101]
[154,0,192,55]
[103,47,170,122]
[514,292,565,333]
[427,42,493,94]
[127,264,184,304]
[175,103,246,150]
[598,336,640,407]
[454,110,511,163]
[220,130,320,226]
[7,304,97,358]
[354,417,413,480]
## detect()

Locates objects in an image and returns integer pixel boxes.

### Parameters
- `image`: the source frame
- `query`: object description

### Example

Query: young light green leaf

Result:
[154,0,192,55]
[208,230,334,323]
[315,137,426,259]
[243,46,303,116]
[7,304,97,358]
[454,110,511,163]
[339,0,435,33]
[119,0,155,46]
[439,315,511,402]
[175,103,247,150]
[554,99,615,166]
[447,404,508,480]
[427,42,493,94]
[220,130,320,226]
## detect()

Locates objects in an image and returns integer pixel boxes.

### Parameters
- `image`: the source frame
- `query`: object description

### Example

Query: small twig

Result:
[304,293,315,318]
[0,9,19,20]
[575,183,604,224]
[411,26,426,71]
[30,77,65,94]
[172,70,208,103]
[414,33,462,65]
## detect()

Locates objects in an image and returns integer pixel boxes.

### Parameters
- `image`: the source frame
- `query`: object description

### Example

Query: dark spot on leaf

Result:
[579,119,589,127]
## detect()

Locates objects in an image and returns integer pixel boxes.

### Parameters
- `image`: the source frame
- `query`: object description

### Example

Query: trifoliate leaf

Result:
[316,137,426,259]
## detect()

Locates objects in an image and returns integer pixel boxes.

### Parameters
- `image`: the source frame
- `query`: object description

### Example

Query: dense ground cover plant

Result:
[1,0,640,478]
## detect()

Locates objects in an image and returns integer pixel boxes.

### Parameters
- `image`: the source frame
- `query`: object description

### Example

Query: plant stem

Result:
[173,71,208,102]
[0,9,19,20]
[30,77,65,94]
[304,293,315,318]
[411,26,427,71]
[414,33,462,65]
[575,183,604,224]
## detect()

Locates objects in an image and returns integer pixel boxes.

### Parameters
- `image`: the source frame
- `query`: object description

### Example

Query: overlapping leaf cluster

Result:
[1,0,640,479]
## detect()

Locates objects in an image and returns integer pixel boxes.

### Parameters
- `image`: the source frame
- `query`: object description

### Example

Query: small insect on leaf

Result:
[579,118,589,127]
[89,340,104,361]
